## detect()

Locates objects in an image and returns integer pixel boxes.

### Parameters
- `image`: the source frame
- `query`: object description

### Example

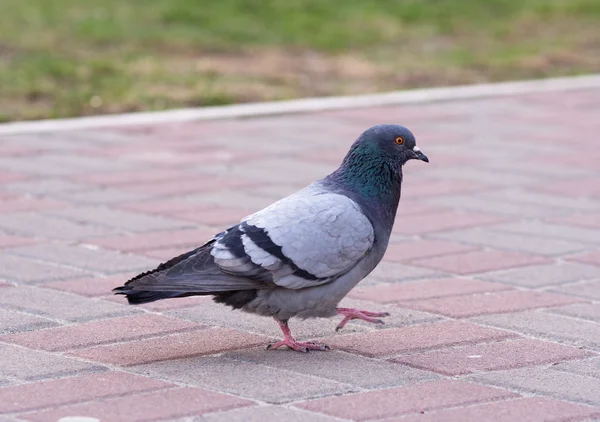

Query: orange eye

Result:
[395,136,404,145]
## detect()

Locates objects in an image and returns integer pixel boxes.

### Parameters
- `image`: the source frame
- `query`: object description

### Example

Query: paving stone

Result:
[429,194,566,218]
[55,188,152,204]
[384,240,477,262]
[0,233,36,249]
[8,243,158,273]
[547,303,600,323]
[474,310,600,350]
[552,357,600,379]
[296,379,518,421]
[362,261,446,285]
[225,347,439,389]
[47,206,193,232]
[411,250,551,275]
[549,212,600,230]
[432,227,589,256]
[568,251,600,267]
[0,213,112,240]
[132,355,354,404]
[0,255,88,284]
[393,397,600,422]
[349,278,511,303]
[0,197,66,214]
[70,328,271,366]
[497,221,600,244]
[481,262,600,288]
[5,178,89,195]
[401,291,581,318]
[484,188,600,212]
[1,314,205,351]
[202,406,340,422]
[325,321,516,358]
[0,343,105,381]
[0,372,173,413]
[42,273,134,297]
[552,279,600,300]
[0,286,136,322]
[0,308,59,334]
[168,298,438,340]
[22,387,254,422]
[85,228,215,253]
[393,338,591,376]
[470,366,600,406]
[110,292,209,311]
[392,211,506,235]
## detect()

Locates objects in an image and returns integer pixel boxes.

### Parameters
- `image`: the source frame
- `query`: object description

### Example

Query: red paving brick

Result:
[326,321,516,357]
[349,278,511,303]
[1,314,205,351]
[0,233,36,248]
[0,372,173,413]
[385,240,478,262]
[296,379,518,421]
[400,290,582,318]
[390,397,600,422]
[411,250,552,274]
[22,387,254,422]
[393,338,592,375]
[42,273,134,296]
[567,250,600,267]
[392,211,507,235]
[86,228,215,252]
[69,328,270,365]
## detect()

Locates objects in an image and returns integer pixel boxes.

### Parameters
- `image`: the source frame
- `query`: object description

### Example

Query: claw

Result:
[335,307,391,332]
[268,318,330,353]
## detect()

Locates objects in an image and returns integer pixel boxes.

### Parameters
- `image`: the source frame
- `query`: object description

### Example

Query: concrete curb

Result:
[1,74,599,135]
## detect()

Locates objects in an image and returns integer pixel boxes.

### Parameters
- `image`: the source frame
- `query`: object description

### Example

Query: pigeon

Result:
[114,124,428,352]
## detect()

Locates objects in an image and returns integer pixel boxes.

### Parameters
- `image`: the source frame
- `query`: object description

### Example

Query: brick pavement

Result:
[1,82,600,421]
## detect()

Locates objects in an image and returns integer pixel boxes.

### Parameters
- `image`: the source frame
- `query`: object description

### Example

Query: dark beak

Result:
[412,147,429,163]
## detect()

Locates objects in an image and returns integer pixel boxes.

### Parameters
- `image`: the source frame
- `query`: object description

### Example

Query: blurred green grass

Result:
[1,0,599,121]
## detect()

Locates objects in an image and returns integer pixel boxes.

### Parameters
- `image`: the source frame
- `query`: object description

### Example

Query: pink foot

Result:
[267,318,330,353]
[335,307,390,331]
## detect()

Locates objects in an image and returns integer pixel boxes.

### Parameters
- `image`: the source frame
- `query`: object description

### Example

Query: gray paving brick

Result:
[0,157,78,176]
[0,213,112,240]
[547,303,600,323]
[552,280,600,300]
[497,221,600,244]
[132,355,355,404]
[424,167,544,186]
[0,308,59,334]
[553,357,600,379]
[225,348,439,389]
[473,310,600,351]
[481,189,600,212]
[201,406,340,422]
[364,261,446,285]
[0,286,137,322]
[55,188,152,205]
[8,243,158,273]
[186,190,277,210]
[0,343,105,381]
[429,194,564,217]
[47,207,193,232]
[433,227,588,256]
[0,254,89,284]
[168,298,438,340]
[480,262,600,288]
[470,366,600,406]
[4,178,90,195]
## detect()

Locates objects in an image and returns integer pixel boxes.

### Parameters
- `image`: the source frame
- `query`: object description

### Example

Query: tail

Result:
[112,240,261,308]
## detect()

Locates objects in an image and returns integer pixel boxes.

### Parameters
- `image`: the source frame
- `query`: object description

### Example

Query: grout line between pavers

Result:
[0,74,599,135]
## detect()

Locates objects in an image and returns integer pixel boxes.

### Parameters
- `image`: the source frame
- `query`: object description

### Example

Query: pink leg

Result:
[267,318,330,353]
[335,307,390,332]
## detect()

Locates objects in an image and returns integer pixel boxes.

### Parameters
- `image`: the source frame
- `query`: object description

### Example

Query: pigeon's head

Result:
[358,124,428,165]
